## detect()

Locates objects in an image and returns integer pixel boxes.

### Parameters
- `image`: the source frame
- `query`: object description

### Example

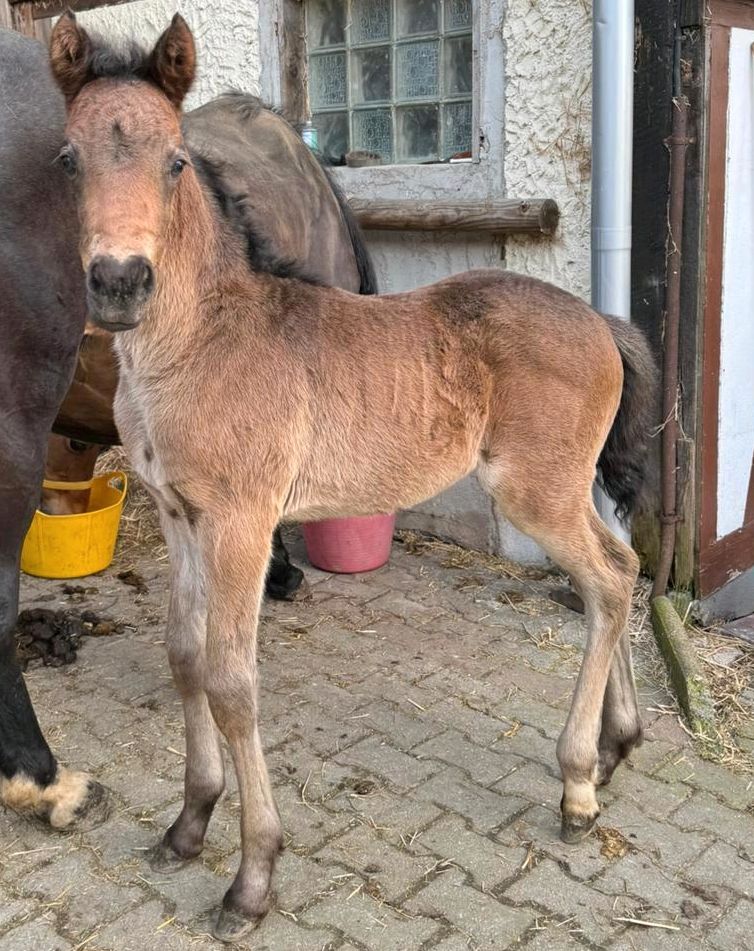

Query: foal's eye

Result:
[58,151,77,178]
[68,440,90,454]
[170,157,187,178]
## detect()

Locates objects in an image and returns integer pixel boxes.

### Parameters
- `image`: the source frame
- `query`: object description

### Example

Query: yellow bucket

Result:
[21,471,127,579]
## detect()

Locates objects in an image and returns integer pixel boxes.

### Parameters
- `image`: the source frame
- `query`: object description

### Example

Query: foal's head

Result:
[49,13,196,330]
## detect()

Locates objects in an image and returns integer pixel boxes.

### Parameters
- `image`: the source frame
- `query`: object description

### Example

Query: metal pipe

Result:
[652,19,689,599]
[592,0,635,540]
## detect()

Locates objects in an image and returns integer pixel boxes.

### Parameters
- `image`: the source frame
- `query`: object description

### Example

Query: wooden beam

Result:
[9,0,133,20]
[348,198,560,236]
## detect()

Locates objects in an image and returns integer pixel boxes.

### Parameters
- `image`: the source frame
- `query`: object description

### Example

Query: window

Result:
[307,0,473,166]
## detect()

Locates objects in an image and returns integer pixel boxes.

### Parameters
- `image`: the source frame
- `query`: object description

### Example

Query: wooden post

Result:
[348,198,560,236]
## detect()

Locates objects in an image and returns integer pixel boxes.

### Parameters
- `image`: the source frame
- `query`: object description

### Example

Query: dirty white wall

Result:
[68,0,261,110]
[72,0,593,563]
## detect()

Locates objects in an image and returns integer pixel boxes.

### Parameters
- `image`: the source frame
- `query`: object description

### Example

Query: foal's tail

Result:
[597,318,658,521]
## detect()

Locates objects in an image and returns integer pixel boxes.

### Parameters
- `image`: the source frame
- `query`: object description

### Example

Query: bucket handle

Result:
[42,478,94,491]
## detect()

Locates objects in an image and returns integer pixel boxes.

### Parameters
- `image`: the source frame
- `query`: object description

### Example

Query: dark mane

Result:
[190,152,323,286]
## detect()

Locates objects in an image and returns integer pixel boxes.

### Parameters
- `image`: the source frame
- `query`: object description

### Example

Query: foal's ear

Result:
[147,14,196,109]
[49,11,94,104]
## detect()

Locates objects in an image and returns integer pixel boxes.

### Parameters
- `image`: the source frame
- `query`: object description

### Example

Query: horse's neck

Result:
[119,173,244,366]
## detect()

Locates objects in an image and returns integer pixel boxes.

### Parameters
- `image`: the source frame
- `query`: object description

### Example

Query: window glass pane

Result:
[397,0,438,37]
[313,111,349,164]
[352,108,393,163]
[351,46,391,103]
[443,35,472,96]
[397,104,439,162]
[397,40,439,100]
[309,52,347,109]
[442,99,472,158]
[308,0,346,48]
[444,0,472,31]
[351,0,391,44]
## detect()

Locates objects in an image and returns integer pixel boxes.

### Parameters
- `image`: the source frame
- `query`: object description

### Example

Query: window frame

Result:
[259,0,505,204]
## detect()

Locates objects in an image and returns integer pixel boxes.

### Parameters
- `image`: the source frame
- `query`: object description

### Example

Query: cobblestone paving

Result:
[3,530,753,950]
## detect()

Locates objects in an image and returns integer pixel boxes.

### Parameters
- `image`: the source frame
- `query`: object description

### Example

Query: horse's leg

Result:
[549,576,643,785]
[265,527,307,601]
[201,510,282,942]
[149,507,224,871]
[0,443,109,829]
[597,630,643,785]
[489,471,638,844]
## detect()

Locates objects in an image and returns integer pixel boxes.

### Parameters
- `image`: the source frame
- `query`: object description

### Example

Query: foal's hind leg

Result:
[490,478,638,843]
[597,630,643,786]
[150,508,225,871]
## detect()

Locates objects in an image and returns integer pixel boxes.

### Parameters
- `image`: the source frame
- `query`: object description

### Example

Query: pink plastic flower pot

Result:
[302,514,396,573]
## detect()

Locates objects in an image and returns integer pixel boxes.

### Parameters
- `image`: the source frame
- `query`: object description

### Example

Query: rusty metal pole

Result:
[652,86,689,599]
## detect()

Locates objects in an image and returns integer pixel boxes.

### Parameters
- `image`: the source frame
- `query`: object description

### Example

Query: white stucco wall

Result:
[70,0,593,563]
[69,0,261,110]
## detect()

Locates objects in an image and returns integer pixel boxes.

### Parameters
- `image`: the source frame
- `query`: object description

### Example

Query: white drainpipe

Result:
[592,0,635,539]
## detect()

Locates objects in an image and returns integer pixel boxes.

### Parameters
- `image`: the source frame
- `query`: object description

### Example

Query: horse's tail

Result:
[323,169,378,295]
[597,317,658,521]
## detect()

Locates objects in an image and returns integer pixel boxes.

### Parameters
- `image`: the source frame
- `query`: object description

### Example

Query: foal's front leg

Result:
[201,512,283,942]
[149,508,225,871]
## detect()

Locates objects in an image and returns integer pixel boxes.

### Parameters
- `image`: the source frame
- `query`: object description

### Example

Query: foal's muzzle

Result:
[86,254,154,330]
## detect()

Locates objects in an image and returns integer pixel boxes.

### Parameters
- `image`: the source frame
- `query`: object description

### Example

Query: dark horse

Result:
[0,28,375,828]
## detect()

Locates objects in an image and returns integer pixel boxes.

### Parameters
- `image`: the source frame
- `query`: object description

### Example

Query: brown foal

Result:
[49,14,656,941]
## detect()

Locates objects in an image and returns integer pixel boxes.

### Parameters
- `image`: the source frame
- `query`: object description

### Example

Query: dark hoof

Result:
[213,906,265,943]
[560,811,599,844]
[265,569,309,602]
[549,587,585,614]
[69,780,112,831]
[147,839,196,874]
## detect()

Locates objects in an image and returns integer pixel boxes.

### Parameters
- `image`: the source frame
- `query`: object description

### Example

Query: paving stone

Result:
[95,899,216,950]
[683,840,754,900]
[356,699,444,749]
[502,859,620,945]
[672,791,754,858]
[409,868,535,949]
[600,800,713,872]
[314,824,428,902]
[493,760,562,808]
[304,888,441,950]
[0,918,72,950]
[335,736,440,788]
[524,929,588,950]
[593,851,722,926]
[0,893,37,933]
[19,849,144,935]
[656,755,754,810]
[413,729,525,785]
[415,767,529,834]
[411,813,525,887]
[707,898,754,950]
[252,913,339,951]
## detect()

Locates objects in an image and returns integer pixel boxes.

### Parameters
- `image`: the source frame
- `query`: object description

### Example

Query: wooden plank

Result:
[698,23,730,595]
[281,0,307,124]
[9,0,133,20]
[348,198,560,235]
